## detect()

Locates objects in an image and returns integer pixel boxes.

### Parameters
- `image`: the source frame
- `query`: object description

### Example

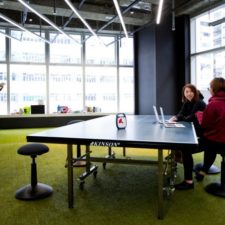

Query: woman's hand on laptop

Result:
[168,116,177,123]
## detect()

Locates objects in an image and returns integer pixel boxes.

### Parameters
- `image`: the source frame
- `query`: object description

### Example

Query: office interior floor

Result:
[0,128,225,225]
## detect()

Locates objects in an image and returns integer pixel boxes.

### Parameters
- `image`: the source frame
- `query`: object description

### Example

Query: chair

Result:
[205,149,225,197]
[15,143,53,200]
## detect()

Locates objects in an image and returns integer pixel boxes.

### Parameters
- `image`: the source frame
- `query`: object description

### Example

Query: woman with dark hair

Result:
[172,84,206,190]
[195,77,225,181]
[171,84,206,135]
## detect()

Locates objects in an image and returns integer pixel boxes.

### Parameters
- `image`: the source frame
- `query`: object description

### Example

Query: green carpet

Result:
[0,128,224,225]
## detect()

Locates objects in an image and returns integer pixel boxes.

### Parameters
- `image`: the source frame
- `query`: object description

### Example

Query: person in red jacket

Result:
[194,77,225,181]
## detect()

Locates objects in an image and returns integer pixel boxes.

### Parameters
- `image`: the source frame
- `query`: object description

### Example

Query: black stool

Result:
[15,143,53,200]
[205,152,225,197]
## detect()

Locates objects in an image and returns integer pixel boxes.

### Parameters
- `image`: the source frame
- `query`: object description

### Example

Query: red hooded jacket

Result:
[196,91,225,143]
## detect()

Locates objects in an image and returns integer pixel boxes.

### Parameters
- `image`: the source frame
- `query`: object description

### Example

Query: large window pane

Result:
[119,37,134,65]
[11,30,45,62]
[0,29,6,61]
[49,66,83,113]
[191,50,225,102]
[86,36,116,65]
[119,67,134,113]
[191,4,225,54]
[191,4,225,102]
[10,65,46,113]
[85,67,117,112]
[0,64,7,115]
[191,54,213,101]
[0,26,134,115]
[50,33,81,64]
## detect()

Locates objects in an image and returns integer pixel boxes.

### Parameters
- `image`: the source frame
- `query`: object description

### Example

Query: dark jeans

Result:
[201,139,225,173]
[181,138,225,180]
[181,147,201,180]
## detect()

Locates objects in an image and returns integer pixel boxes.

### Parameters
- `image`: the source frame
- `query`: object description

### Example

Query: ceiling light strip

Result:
[17,0,81,45]
[156,0,164,24]
[113,0,128,38]
[64,0,98,38]
[0,13,50,43]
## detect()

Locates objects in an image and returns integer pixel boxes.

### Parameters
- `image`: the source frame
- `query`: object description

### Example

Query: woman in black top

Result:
[173,87,206,137]
[170,84,206,190]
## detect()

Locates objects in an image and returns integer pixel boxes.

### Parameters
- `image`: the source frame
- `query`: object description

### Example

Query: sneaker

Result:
[175,181,194,190]
[195,171,204,182]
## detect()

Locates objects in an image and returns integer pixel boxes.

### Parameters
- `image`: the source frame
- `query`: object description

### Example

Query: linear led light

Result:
[0,13,51,43]
[64,0,98,38]
[113,0,128,38]
[18,0,81,45]
[156,0,164,24]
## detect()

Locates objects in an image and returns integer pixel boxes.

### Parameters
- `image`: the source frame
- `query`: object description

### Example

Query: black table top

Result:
[27,115,198,150]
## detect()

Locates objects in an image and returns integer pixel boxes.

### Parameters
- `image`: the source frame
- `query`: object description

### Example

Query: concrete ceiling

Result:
[0,0,225,35]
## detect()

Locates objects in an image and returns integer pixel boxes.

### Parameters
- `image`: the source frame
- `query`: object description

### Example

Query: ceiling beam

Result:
[0,0,152,26]
[175,0,225,17]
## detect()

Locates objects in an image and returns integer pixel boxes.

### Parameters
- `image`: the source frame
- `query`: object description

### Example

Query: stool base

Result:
[193,163,220,174]
[15,183,53,200]
[205,182,225,197]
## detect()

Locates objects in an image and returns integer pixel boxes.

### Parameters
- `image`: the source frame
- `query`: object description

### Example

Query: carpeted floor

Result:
[0,128,224,225]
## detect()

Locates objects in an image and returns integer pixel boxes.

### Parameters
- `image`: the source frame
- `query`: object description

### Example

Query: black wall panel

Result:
[134,25,156,115]
[134,14,190,115]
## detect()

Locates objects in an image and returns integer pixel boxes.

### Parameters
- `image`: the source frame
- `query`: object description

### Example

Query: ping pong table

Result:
[27,115,198,219]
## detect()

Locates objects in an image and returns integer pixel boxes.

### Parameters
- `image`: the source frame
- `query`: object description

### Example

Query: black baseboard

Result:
[0,114,106,129]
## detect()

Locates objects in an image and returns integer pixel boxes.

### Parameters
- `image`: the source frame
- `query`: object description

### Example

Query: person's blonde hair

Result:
[210,77,225,94]
[181,84,199,102]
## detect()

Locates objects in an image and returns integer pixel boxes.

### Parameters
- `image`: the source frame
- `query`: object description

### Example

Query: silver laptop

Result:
[153,105,172,124]
[159,107,185,128]
[153,105,163,123]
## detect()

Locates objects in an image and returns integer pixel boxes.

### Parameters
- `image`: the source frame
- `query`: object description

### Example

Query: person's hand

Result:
[169,116,177,122]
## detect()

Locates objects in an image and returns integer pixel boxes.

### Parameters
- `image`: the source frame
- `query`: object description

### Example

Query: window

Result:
[119,67,134,112]
[85,36,116,65]
[191,4,225,101]
[0,64,7,115]
[0,28,134,115]
[11,30,45,63]
[10,65,46,113]
[49,66,83,113]
[85,67,117,113]
[50,33,81,64]
[119,37,134,65]
[0,29,6,61]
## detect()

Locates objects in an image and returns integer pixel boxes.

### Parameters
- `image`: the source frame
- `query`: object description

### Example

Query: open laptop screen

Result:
[159,107,185,128]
